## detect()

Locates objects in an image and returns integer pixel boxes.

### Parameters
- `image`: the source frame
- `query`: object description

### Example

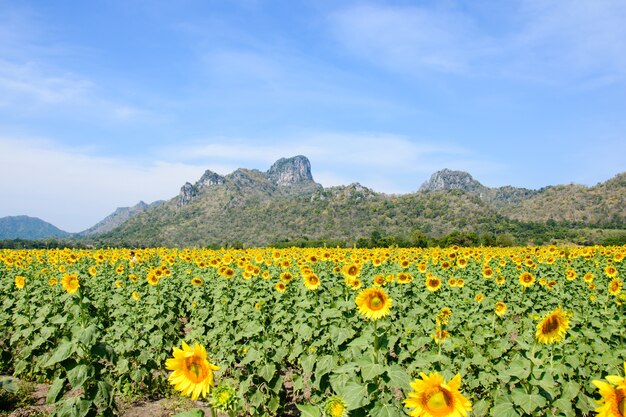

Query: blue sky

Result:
[1,0,625,232]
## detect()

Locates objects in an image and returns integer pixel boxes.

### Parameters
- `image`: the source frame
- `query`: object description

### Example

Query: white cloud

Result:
[0,136,207,232]
[329,1,626,84]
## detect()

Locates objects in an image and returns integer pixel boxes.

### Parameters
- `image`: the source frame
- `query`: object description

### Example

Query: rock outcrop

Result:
[266,155,314,186]
[419,169,486,193]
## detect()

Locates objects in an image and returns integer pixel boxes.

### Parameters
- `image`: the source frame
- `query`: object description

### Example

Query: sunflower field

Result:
[1,245,625,417]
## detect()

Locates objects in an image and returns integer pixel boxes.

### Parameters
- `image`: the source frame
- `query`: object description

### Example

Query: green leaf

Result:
[45,341,75,368]
[553,397,574,416]
[301,354,316,375]
[315,355,336,378]
[336,381,370,410]
[491,399,521,417]
[370,401,402,417]
[511,387,547,415]
[258,363,276,382]
[78,324,98,346]
[240,348,260,365]
[0,376,18,394]
[94,380,114,407]
[385,365,411,391]
[329,325,355,346]
[360,360,384,382]
[172,409,205,417]
[46,377,67,404]
[67,364,93,389]
[471,399,490,417]
[296,404,321,417]
[506,357,532,380]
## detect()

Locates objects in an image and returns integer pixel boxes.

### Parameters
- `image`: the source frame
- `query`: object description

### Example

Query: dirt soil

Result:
[4,383,215,417]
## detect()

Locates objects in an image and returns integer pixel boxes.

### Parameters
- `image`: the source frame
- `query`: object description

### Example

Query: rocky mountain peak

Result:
[196,170,225,188]
[419,169,485,193]
[267,155,314,186]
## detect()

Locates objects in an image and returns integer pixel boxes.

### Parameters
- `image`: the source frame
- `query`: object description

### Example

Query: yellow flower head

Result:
[14,275,25,289]
[165,341,220,400]
[275,281,286,293]
[324,396,349,417]
[495,302,507,317]
[519,272,535,288]
[425,276,441,292]
[404,372,472,417]
[536,307,571,344]
[609,279,622,296]
[355,287,392,320]
[592,362,626,417]
[304,273,321,291]
[61,273,79,294]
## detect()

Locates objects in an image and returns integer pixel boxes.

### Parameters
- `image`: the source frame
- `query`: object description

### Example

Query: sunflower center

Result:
[330,402,345,417]
[369,296,383,310]
[218,390,231,404]
[541,315,560,334]
[185,357,208,383]
[425,388,453,414]
[617,387,625,416]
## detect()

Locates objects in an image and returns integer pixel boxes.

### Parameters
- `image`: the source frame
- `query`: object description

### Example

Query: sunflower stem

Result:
[549,344,554,374]
[373,319,379,365]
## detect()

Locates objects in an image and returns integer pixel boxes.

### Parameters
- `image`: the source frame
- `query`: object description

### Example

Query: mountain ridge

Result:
[94,156,625,247]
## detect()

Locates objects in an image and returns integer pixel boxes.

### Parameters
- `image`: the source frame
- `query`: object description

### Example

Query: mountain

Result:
[0,215,70,240]
[79,200,164,236]
[92,155,624,247]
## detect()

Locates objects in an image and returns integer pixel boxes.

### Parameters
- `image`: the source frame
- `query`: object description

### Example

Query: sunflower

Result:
[404,372,472,417]
[432,328,449,345]
[132,291,140,301]
[592,362,626,417]
[482,266,494,279]
[210,383,238,412]
[565,268,577,281]
[191,277,204,286]
[165,341,220,400]
[605,265,619,278]
[343,263,361,279]
[147,272,160,286]
[518,272,535,288]
[609,279,622,296]
[437,308,452,325]
[536,307,571,344]
[583,272,595,283]
[373,274,386,286]
[495,302,507,317]
[425,275,441,292]
[61,273,79,294]
[397,272,413,284]
[474,293,484,303]
[355,287,392,320]
[48,277,58,286]
[280,272,294,283]
[324,395,349,417]
[304,274,321,290]
[14,275,25,289]
[275,281,286,293]
[88,266,97,276]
